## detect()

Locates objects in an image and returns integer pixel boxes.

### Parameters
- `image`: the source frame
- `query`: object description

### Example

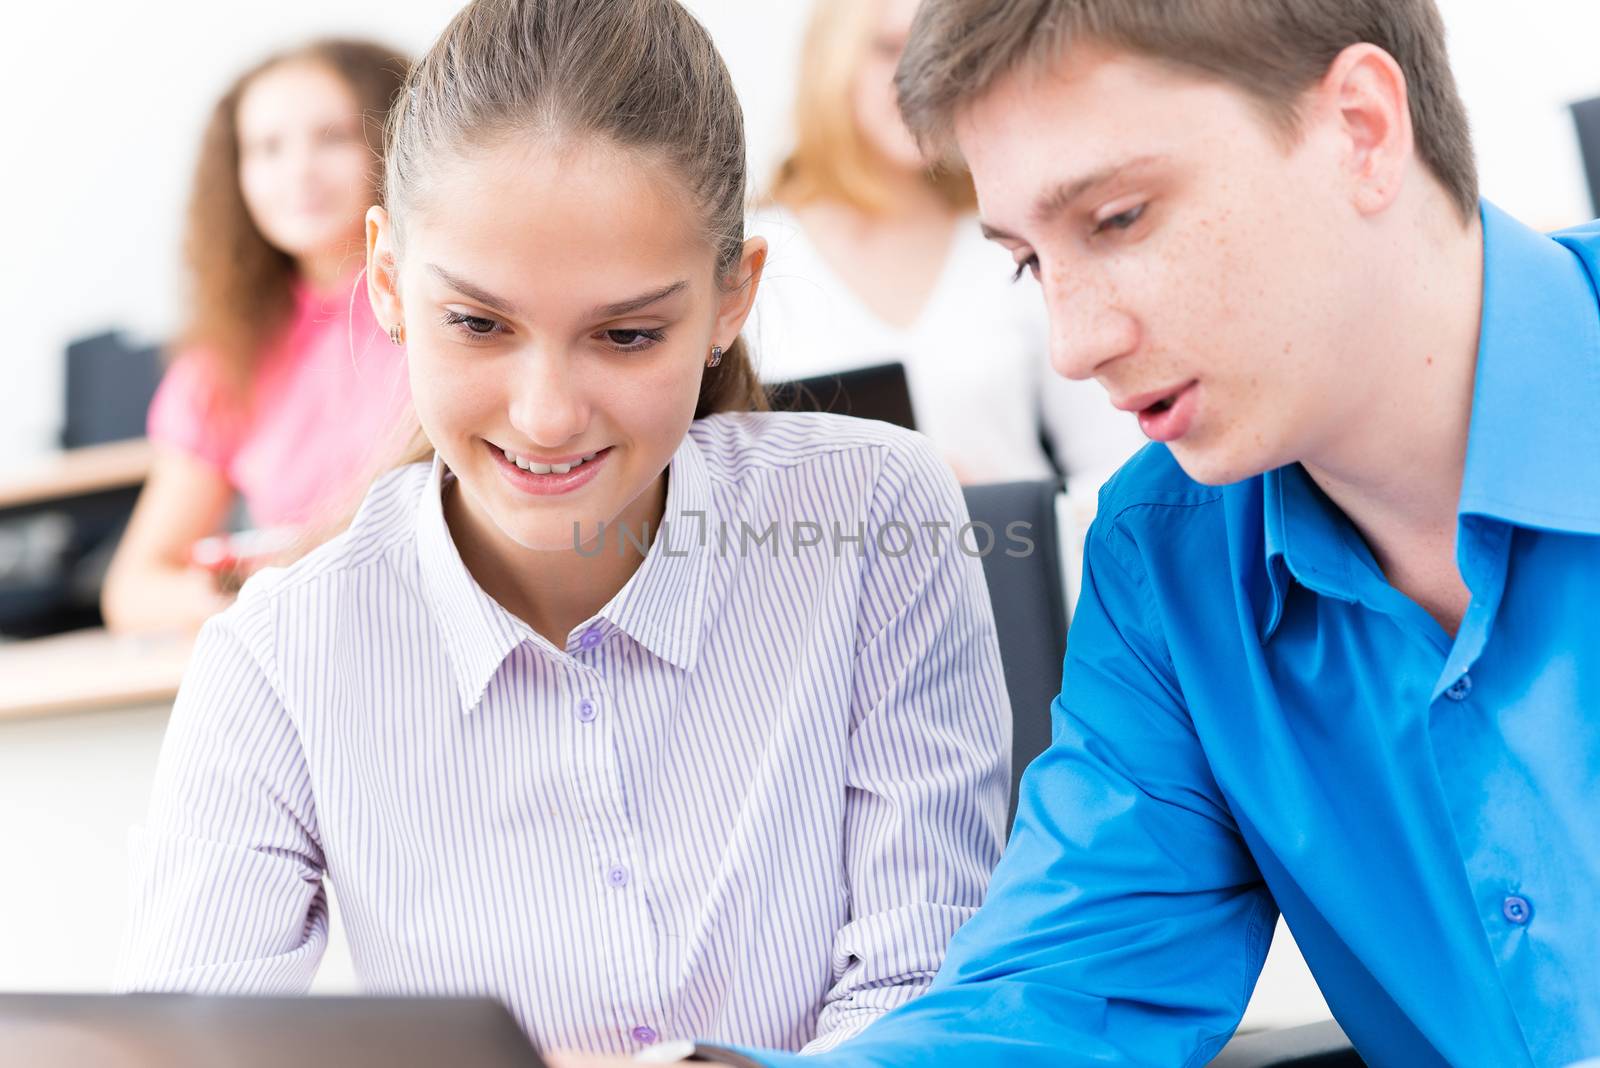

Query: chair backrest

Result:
[766,360,917,431]
[960,480,1068,827]
[1570,95,1600,217]
[1208,1020,1363,1067]
[61,331,164,449]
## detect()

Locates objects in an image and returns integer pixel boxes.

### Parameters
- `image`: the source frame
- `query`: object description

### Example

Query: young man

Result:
[553,2,1599,1066]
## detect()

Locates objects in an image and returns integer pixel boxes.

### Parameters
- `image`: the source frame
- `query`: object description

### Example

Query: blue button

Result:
[1502,895,1532,925]
[607,866,629,888]
[579,627,603,651]
[576,698,597,722]
[1444,675,1473,702]
[631,1025,658,1045]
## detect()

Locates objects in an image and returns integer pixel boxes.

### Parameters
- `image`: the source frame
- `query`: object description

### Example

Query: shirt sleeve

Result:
[146,350,248,474]
[115,607,328,993]
[751,506,1276,1067]
[800,436,1012,1054]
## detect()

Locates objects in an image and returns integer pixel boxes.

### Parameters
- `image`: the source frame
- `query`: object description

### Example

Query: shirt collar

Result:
[415,436,718,713]
[1259,462,1367,640]
[1257,200,1600,641]
[415,457,530,715]
[1458,201,1600,532]
[601,432,716,673]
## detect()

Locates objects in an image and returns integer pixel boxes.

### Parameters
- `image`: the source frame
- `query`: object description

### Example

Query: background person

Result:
[100,39,411,635]
[750,0,1142,488]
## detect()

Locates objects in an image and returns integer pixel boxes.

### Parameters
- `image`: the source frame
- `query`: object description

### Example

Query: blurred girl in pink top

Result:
[102,40,412,634]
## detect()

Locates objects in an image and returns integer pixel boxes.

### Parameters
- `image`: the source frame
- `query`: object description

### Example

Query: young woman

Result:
[117,0,1009,1060]
[101,40,411,634]
[752,0,1143,488]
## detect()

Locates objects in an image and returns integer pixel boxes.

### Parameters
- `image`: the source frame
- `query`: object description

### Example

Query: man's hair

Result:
[895,0,1477,220]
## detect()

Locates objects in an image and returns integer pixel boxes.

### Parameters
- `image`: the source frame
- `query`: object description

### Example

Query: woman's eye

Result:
[1010,254,1040,284]
[1095,203,1146,234]
[441,311,502,340]
[601,328,666,352]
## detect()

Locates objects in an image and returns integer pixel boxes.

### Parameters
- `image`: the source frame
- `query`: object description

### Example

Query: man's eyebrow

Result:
[979,154,1169,242]
[427,265,521,317]
[586,280,689,320]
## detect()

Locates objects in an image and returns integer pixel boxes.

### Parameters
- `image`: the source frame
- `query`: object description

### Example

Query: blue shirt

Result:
[734,205,1600,1067]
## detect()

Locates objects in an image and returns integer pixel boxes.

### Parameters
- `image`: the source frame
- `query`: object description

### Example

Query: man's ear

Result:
[712,236,768,349]
[366,205,405,333]
[1318,43,1414,216]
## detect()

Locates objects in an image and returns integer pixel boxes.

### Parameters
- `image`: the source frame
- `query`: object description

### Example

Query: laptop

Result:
[765,360,918,431]
[0,994,547,1068]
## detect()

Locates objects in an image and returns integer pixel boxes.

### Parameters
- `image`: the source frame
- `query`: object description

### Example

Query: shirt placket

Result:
[561,633,670,1054]
[1424,521,1537,1062]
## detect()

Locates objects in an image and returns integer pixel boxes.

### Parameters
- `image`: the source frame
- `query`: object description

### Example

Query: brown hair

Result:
[895,0,1477,220]
[179,39,409,399]
[768,0,975,215]
[384,0,766,427]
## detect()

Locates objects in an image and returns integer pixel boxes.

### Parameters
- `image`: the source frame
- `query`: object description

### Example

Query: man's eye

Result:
[1095,204,1146,234]
[1010,255,1040,284]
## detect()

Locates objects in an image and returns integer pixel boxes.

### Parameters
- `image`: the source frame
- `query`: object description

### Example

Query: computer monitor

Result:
[0,993,547,1068]
[765,360,917,431]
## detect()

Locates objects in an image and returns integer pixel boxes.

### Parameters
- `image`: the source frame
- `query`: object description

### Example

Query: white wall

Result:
[0,1,808,463]
[2,1,1597,461]
[4,2,1600,464]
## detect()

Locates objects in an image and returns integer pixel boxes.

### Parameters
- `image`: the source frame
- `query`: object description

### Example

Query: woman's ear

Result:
[712,236,768,349]
[366,205,405,333]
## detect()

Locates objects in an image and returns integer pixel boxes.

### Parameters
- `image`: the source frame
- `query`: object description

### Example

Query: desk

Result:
[0,627,192,721]
[0,439,153,512]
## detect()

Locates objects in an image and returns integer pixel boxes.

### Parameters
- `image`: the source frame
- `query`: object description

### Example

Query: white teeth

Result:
[502,447,598,475]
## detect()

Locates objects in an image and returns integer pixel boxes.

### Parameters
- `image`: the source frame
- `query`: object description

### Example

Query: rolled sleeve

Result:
[146,351,246,475]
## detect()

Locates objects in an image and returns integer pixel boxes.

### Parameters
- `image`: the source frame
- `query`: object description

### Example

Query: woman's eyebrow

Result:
[427,264,521,317]
[587,280,689,319]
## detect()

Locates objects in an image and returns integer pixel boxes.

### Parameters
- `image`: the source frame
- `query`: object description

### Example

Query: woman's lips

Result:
[487,440,612,496]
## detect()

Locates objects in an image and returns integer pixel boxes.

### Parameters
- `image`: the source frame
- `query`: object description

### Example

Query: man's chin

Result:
[1167,442,1274,488]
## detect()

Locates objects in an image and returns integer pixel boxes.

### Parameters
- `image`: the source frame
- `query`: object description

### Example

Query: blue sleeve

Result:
[729,510,1277,1068]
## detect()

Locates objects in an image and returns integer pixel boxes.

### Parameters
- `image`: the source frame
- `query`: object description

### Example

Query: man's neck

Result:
[1300,207,1485,634]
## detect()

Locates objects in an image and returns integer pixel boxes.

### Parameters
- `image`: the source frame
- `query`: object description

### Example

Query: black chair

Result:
[1209,1020,1362,1067]
[766,361,918,431]
[0,332,162,637]
[60,330,165,449]
[960,479,1069,827]
[1571,96,1600,218]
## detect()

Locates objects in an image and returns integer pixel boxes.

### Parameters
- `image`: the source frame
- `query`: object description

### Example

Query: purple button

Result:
[606,866,629,888]
[1444,675,1473,702]
[631,1025,658,1045]
[576,698,597,722]
[1502,895,1532,925]
[579,627,603,651]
